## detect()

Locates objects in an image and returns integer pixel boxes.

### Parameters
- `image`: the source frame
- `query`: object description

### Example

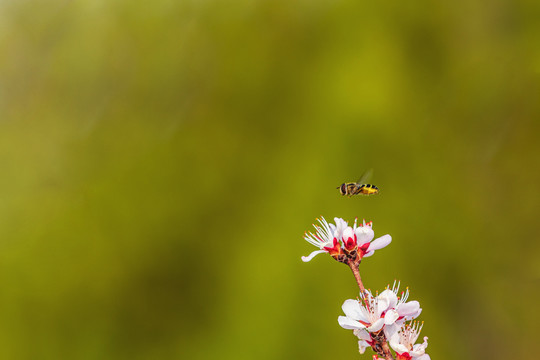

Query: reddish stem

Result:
[381,338,394,360]
[348,262,370,310]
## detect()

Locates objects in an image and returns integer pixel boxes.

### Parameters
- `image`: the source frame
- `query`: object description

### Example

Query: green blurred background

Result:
[0,0,539,359]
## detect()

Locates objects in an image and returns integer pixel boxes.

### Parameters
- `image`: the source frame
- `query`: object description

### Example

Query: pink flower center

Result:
[344,233,357,250]
[397,354,412,360]
[323,238,342,256]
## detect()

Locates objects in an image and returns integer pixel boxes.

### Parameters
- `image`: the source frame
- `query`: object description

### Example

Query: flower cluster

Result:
[302,217,430,360]
[338,283,429,359]
[301,217,392,265]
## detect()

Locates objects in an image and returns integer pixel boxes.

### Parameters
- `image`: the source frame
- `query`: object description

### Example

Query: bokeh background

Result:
[0,0,539,359]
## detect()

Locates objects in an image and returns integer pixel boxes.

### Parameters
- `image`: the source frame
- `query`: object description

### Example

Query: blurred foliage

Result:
[0,0,539,359]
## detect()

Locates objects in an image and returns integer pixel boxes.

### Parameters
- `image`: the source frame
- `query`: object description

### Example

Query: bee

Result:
[338,169,379,197]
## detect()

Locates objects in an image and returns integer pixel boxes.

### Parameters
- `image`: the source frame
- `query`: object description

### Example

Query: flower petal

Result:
[398,301,422,319]
[367,234,392,252]
[389,331,409,354]
[384,309,399,325]
[378,289,398,310]
[333,217,348,239]
[355,226,374,245]
[353,328,371,341]
[383,323,400,339]
[358,339,370,354]
[301,250,326,262]
[410,337,429,356]
[407,307,422,320]
[367,318,385,332]
[338,316,366,330]
[342,299,363,320]
[390,335,409,354]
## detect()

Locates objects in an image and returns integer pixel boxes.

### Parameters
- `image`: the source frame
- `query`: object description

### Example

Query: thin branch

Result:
[348,262,370,310]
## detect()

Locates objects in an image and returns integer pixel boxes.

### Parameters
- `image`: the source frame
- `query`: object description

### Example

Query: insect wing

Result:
[356,169,373,185]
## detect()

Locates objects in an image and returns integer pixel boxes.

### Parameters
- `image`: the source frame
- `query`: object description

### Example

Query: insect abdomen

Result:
[357,184,379,195]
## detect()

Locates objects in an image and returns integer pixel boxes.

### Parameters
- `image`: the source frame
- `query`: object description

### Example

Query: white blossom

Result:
[302,217,391,262]
[338,290,394,333]
[383,282,422,330]
[387,321,429,359]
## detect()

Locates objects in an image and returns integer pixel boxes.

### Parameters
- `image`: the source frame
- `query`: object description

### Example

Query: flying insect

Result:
[338,170,379,197]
